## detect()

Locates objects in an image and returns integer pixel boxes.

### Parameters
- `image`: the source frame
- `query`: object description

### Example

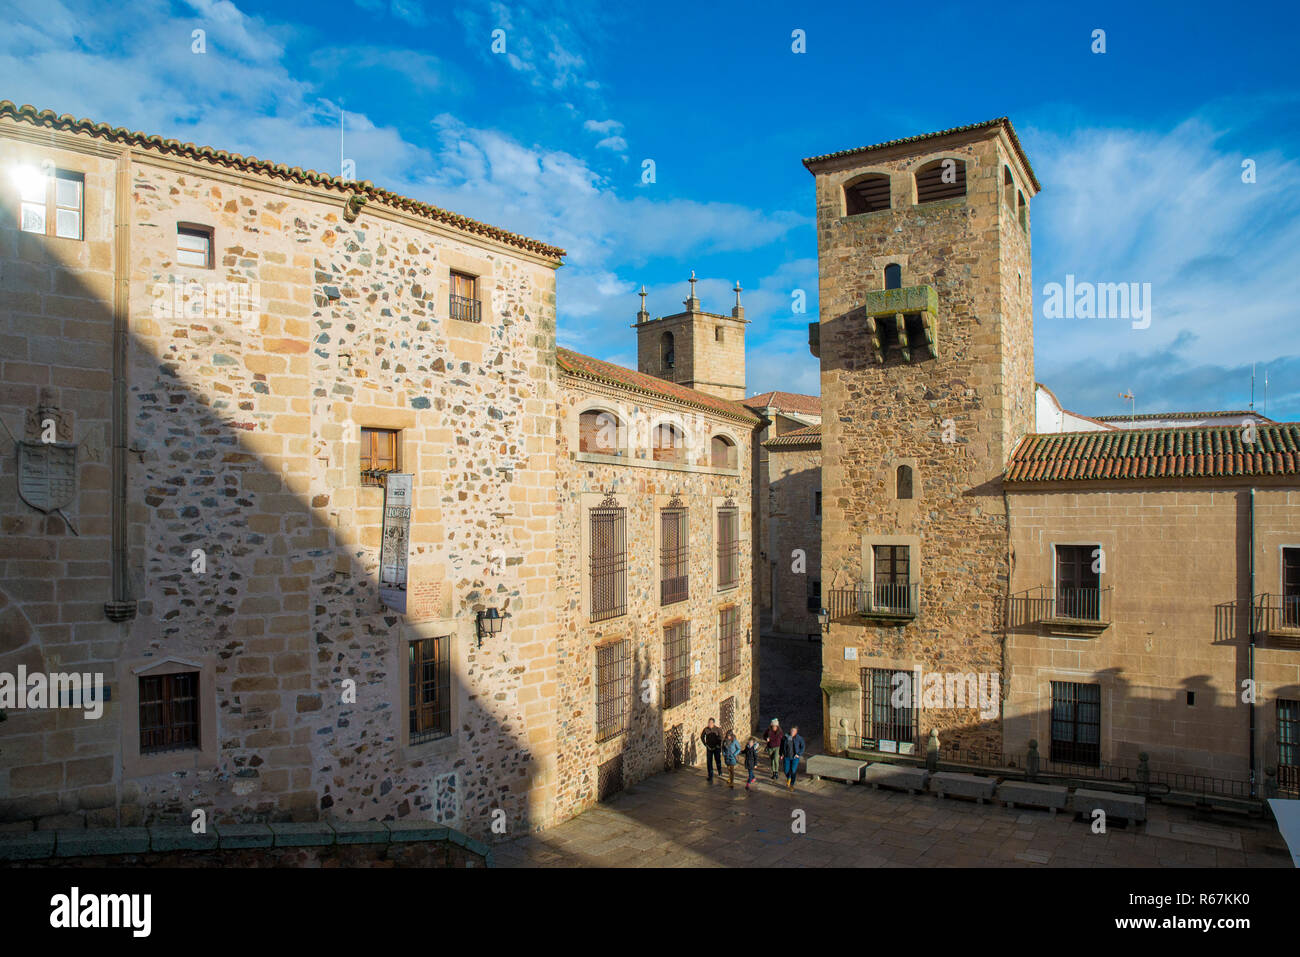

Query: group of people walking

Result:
[699,718,805,790]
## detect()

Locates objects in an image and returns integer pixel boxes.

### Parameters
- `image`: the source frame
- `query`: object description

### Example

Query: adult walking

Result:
[765,718,784,780]
[722,731,740,788]
[700,718,724,782]
[781,724,806,790]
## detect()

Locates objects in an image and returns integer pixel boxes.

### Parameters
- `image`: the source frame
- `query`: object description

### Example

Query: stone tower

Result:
[806,119,1039,755]
[634,273,748,400]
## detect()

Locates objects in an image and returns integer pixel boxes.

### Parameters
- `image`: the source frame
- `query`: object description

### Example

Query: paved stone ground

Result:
[494,765,1292,867]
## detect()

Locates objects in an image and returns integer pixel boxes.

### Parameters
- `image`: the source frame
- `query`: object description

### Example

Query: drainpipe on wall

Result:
[1249,486,1257,798]
[105,153,136,623]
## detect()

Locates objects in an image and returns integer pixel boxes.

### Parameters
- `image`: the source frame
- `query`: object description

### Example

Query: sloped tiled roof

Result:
[764,424,822,449]
[743,391,822,416]
[1006,424,1300,483]
[802,117,1041,192]
[0,100,564,261]
[1096,410,1271,423]
[556,348,759,425]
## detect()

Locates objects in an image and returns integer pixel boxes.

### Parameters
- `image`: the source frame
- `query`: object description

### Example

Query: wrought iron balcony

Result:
[1253,594,1300,648]
[450,294,482,323]
[827,581,919,623]
[1006,585,1112,636]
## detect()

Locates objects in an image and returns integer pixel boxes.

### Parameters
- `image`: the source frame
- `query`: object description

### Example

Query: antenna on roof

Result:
[1264,368,1269,417]
[1250,363,1255,411]
[1118,390,1134,415]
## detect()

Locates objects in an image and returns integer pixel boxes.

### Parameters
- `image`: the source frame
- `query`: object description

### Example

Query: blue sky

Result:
[5,0,1299,418]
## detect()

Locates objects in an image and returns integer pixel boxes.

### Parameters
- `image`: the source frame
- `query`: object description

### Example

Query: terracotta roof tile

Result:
[556,348,759,424]
[1006,423,1300,483]
[743,391,822,416]
[0,100,564,261]
[764,424,822,449]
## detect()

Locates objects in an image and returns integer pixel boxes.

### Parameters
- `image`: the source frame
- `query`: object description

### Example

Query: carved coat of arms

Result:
[17,440,78,513]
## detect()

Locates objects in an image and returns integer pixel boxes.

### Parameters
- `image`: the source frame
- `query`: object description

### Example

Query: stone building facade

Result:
[0,102,760,838]
[0,103,564,837]
[553,347,758,817]
[807,119,1039,755]
[762,425,821,636]
[634,276,748,401]
[744,391,820,621]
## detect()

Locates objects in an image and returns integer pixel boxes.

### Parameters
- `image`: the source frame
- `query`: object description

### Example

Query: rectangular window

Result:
[814,490,822,517]
[806,578,821,613]
[718,606,740,681]
[719,696,735,735]
[595,640,631,742]
[1284,548,1300,628]
[872,544,911,612]
[860,668,917,749]
[663,621,691,709]
[177,222,214,268]
[1050,680,1101,766]
[139,672,199,754]
[19,168,84,240]
[1056,544,1101,620]
[590,505,627,622]
[360,427,399,486]
[409,636,450,744]
[449,270,481,322]
[1280,699,1299,791]
[716,507,739,591]
[660,508,689,605]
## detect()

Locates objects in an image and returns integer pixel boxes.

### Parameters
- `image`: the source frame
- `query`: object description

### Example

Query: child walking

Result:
[722,731,741,788]
[742,736,760,789]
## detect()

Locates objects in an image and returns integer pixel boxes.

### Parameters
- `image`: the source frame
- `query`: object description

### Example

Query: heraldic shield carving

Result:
[17,440,77,513]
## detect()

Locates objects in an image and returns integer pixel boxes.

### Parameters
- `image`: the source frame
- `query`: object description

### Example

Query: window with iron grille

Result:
[1280,699,1299,791]
[716,507,739,590]
[719,696,735,735]
[590,505,627,622]
[860,668,917,748]
[449,270,481,322]
[409,636,451,744]
[360,427,400,486]
[663,622,691,709]
[1283,548,1300,628]
[718,606,740,681]
[595,640,631,742]
[660,508,689,605]
[1050,681,1101,766]
[139,672,199,754]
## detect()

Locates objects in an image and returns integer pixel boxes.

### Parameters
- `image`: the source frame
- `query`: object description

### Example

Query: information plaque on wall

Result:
[378,473,412,613]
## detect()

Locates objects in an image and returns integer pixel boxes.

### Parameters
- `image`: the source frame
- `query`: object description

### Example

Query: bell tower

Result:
[807,119,1040,755]
[634,272,748,401]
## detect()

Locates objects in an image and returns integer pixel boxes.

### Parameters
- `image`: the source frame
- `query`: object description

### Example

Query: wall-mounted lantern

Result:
[817,607,830,634]
[476,607,503,647]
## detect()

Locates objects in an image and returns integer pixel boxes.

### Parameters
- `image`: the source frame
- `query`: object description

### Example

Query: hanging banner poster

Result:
[378,473,413,613]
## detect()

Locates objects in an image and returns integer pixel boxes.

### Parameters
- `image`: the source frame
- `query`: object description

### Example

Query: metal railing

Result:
[1006,585,1112,627]
[827,581,919,620]
[1253,593,1300,632]
[449,294,482,322]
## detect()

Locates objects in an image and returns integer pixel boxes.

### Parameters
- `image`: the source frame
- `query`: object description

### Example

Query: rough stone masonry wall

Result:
[1005,482,1300,782]
[121,158,561,840]
[554,377,755,820]
[815,132,1033,754]
[768,443,821,636]
[0,130,124,828]
[0,127,562,839]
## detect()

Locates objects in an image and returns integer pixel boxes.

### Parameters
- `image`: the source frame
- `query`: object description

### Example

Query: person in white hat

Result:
[764,718,784,780]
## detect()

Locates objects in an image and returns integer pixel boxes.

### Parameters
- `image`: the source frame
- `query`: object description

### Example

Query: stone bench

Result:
[806,756,867,784]
[930,771,996,804]
[997,780,1070,815]
[1069,787,1147,823]
[861,764,930,794]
